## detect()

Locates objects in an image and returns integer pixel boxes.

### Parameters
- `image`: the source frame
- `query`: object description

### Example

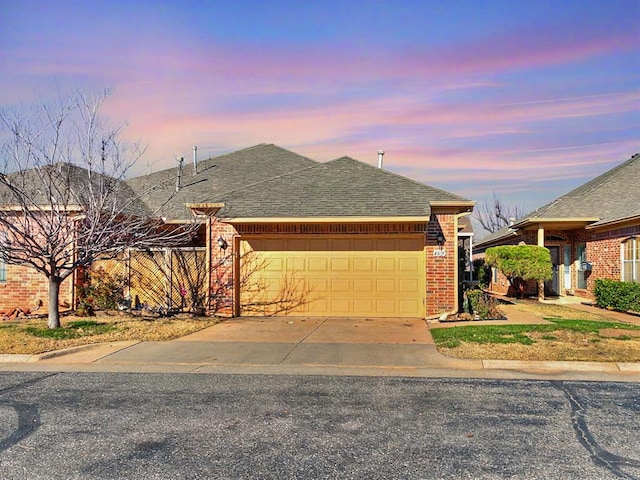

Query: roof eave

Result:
[512,217,600,230]
[222,216,430,224]
[585,214,640,230]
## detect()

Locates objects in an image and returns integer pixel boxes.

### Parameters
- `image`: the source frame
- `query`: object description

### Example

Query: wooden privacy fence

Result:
[93,247,207,312]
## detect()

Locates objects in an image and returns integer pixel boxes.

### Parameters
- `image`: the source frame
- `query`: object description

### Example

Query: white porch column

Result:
[537,224,545,300]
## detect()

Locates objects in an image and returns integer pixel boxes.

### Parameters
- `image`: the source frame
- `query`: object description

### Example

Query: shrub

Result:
[485,245,552,298]
[473,259,491,288]
[465,289,504,319]
[78,267,127,313]
[594,279,640,313]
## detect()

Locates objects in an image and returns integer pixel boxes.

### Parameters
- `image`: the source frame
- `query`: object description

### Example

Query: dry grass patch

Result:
[431,314,640,362]
[0,314,219,355]
[437,336,640,362]
[513,301,610,321]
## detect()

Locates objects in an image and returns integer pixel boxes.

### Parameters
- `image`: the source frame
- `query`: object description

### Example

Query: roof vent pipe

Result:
[377,150,385,169]
[176,156,184,192]
[192,146,198,175]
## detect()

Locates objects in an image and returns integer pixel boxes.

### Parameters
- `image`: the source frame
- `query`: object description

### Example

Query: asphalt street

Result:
[0,372,638,479]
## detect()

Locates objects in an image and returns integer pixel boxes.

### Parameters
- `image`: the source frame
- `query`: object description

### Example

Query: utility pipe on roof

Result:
[377,150,385,169]
[176,156,184,192]
[193,146,198,175]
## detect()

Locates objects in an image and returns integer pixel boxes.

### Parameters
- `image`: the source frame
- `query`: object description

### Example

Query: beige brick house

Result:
[475,154,640,300]
[2,144,475,319]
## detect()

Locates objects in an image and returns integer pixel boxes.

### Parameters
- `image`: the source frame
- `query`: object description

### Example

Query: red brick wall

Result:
[425,212,458,315]
[0,264,72,314]
[209,218,460,318]
[585,224,640,298]
[480,223,640,300]
[208,220,238,315]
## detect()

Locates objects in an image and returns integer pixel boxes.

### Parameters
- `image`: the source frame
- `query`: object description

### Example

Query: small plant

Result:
[465,289,504,319]
[77,267,127,313]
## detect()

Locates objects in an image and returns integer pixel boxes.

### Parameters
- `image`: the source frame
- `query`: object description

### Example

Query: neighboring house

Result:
[1,144,475,318]
[475,154,640,300]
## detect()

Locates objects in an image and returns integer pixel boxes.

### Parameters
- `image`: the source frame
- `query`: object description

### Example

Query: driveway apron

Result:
[93,317,451,368]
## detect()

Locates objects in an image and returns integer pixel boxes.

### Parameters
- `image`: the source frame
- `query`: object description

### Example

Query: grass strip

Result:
[431,319,640,348]
[23,320,115,340]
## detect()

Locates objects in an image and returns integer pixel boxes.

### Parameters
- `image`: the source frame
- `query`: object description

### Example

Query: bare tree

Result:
[474,192,526,234]
[0,90,198,328]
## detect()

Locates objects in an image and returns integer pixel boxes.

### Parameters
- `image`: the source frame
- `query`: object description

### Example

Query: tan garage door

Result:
[239,235,425,317]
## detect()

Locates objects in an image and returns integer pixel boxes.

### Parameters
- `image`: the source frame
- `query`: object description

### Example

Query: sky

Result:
[1,0,639,233]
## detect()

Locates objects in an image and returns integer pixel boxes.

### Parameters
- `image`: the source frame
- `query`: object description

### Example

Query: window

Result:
[622,237,639,282]
[577,244,587,289]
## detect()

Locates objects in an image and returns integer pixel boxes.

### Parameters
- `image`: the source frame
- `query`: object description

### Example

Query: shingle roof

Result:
[519,153,640,224]
[475,153,640,249]
[474,224,518,249]
[213,155,467,219]
[0,163,148,216]
[125,144,318,220]
[129,144,469,221]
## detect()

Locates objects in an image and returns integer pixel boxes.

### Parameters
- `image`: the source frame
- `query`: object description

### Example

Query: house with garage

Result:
[125,144,475,318]
[0,143,474,319]
[475,153,640,299]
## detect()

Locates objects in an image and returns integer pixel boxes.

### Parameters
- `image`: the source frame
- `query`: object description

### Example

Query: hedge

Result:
[594,279,640,313]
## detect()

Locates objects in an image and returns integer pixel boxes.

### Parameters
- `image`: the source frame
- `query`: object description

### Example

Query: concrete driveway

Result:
[177,316,432,344]
[93,316,464,369]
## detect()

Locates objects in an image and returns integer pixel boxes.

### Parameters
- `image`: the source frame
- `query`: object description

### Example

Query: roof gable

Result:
[212,153,468,219]
[521,154,640,224]
[126,144,318,220]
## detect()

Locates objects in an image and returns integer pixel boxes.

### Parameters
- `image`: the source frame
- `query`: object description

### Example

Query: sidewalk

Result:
[1,312,639,381]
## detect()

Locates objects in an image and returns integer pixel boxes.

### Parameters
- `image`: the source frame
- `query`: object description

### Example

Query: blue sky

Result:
[1,0,639,231]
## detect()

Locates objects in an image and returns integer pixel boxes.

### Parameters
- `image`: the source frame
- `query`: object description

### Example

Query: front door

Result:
[546,246,560,296]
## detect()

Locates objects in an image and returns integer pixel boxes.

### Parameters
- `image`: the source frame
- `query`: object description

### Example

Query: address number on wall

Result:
[433,249,446,257]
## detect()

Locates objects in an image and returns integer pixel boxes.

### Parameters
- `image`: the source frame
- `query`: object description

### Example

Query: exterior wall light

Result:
[436,233,446,247]
[217,236,228,250]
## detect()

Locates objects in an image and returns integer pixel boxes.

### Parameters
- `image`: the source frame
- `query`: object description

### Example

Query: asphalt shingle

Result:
[128,144,469,221]
[521,154,640,224]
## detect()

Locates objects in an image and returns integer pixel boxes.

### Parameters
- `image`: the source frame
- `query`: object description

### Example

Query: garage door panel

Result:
[399,257,420,272]
[286,257,305,270]
[308,277,329,293]
[399,300,421,314]
[353,258,373,271]
[376,258,396,272]
[331,278,351,292]
[354,299,374,314]
[376,278,395,292]
[330,299,351,313]
[375,299,397,315]
[399,279,420,293]
[309,258,328,271]
[331,258,350,271]
[353,279,373,292]
[240,235,425,317]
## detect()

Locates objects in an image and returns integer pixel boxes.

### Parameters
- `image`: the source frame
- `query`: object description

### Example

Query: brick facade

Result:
[482,222,640,300]
[425,212,458,314]
[0,263,73,314]
[207,215,461,318]
[0,215,463,320]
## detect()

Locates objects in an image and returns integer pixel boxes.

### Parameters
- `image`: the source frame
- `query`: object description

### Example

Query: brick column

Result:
[425,211,457,316]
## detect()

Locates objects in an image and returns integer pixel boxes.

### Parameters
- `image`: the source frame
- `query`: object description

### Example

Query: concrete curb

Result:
[482,359,627,372]
[0,342,139,364]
